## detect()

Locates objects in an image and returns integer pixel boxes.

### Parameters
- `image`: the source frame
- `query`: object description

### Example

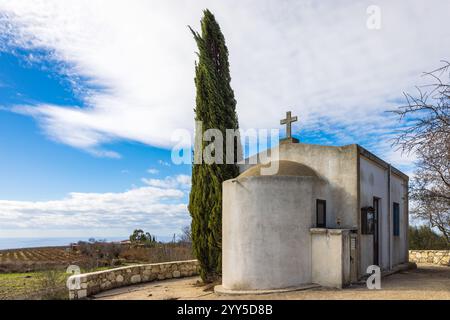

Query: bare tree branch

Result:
[390,61,450,244]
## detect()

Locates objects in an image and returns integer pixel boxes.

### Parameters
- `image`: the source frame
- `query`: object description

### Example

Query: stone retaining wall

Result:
[408,250,449,266]
[68,259,200,299]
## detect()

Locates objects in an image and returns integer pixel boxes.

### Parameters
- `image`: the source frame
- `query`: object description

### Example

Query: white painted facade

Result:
[222,175,317,290]
[359,155,409,273]
[220,142,409,292]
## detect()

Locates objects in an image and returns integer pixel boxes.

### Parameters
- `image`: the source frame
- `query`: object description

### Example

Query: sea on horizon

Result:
[0,237,127,250]
[0,235,175,250]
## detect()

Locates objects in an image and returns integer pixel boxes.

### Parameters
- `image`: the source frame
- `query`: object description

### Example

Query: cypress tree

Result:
[188,9,240,282]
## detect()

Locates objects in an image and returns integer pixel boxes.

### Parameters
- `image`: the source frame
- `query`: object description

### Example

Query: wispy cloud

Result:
[142,174,191,189]
[0,180,190,235]
[147,168,159,175]
[0,0,449,169]
[158,160,171,167]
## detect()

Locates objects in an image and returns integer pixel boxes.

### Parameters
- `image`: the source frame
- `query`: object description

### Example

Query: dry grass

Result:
[0,247,89,273]
[0,243,194,273]
[118,243,193,264]
[0,270,71,300]
[0,243,194,299]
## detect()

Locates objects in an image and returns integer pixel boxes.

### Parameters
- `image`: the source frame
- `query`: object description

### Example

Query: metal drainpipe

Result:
[388,164,392,270]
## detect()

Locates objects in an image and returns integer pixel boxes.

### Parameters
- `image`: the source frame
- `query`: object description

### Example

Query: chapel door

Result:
[373,197,380,266]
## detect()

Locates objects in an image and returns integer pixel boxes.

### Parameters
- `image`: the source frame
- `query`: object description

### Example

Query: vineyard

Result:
[0,247,92,299]
[0,247,89,273]
[0,242,194,274]
[0,242,193,299]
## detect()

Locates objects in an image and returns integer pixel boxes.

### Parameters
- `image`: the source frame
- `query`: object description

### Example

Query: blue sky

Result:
[0,0,449,239]
[0,47,192,239]
[0,51,188,199]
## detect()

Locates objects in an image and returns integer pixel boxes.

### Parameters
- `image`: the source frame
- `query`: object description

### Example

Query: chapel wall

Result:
[243,143,359,230]
[391,174,409,265]
[359,156,409,272]
[311,228,352,288]
[359,156,390,271]
[222,175,317,290]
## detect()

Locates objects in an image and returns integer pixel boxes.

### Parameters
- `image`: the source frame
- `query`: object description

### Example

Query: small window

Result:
[316,199,326,228]
[393,202,400,236]
[361,206,375,234]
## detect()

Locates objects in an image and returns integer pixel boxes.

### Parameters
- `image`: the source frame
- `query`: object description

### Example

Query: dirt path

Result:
[94,264,450,300]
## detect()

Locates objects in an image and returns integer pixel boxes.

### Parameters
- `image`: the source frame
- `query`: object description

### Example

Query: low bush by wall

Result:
[409,250,449,266]
[69,259,199,299]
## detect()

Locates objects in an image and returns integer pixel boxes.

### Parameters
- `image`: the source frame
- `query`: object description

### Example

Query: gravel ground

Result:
[94,264,450,300]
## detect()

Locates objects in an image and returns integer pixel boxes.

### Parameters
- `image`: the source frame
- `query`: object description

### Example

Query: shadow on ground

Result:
[93,264,450,300]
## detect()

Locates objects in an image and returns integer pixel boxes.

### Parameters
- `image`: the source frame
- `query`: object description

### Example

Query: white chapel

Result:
[216,112,409,293]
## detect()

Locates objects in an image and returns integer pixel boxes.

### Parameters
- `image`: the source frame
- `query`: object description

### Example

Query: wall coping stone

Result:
[68,259,199,299]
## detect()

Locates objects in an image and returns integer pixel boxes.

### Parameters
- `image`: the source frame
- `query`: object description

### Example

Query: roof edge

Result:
[357,145,409,181]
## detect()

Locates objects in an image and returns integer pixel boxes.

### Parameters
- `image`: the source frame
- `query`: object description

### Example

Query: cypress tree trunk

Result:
[188,9,240,282]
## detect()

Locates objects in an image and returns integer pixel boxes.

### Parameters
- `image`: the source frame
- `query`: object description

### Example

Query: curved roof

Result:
[238,160,317,178]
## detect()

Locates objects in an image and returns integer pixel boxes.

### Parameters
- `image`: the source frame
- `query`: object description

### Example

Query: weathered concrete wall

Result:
[68,260,199,299]
[238,142,409,282]
[222,175,319,290]
[391,174,409,265]
[311,228,351,288]
[242,143,359,230]
[359,156,409,273]
[359,156,389,270]
[409,250,449,266]
[360,234,374,272]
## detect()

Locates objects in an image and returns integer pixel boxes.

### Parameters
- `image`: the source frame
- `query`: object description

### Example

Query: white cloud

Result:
[0,0,449,168]
[142,174,191,189]
[0,183,190,235]
[158,160,171,167]
[147,168,159,174]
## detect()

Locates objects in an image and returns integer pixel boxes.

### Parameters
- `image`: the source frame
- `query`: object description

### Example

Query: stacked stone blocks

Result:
[69,259,200,299]
[408,250,449,266]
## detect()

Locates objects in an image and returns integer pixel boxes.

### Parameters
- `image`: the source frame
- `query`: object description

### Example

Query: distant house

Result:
[69,243,80,251]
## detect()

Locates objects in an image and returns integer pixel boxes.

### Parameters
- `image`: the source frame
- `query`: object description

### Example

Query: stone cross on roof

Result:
[280,111,299,143]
